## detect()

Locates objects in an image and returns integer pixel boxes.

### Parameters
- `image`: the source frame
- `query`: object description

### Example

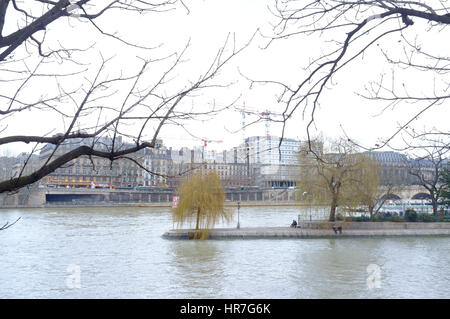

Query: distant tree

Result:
[355,157,382,220]
[173,171,232,239]
[439,167,450,208]
[356,156,405,220]
[297,138,373,221]
[406,145,448,215]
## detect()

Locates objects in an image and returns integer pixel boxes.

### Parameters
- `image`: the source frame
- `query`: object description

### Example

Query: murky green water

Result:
[0,206,449,298]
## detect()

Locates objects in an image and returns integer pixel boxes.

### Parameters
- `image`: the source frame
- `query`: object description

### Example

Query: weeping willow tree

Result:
[354,156,381,219]
[173,171,233,239]
[355,156,402,220]
[297,138,374,222]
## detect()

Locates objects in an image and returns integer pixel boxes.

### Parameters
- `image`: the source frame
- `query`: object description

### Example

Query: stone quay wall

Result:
[162,226,450,240]
[0,187,298,208]
[298,221,450,230]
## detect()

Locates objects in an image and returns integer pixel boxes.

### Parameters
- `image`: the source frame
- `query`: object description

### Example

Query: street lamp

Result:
[237,201,241,229]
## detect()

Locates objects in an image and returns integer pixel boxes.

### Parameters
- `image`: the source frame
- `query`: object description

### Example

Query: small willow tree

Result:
[173,171,233,239]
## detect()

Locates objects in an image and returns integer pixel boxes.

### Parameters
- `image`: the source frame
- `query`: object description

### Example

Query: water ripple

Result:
[0,207,449,298]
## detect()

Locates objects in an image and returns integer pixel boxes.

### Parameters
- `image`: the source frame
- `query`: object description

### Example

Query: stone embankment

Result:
[1,187,297,208]
[0,201,299,209]
[162,222,450,240]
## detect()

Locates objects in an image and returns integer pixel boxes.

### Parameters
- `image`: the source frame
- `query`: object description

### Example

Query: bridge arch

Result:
[411,193,431,200]
[382,193,401,200]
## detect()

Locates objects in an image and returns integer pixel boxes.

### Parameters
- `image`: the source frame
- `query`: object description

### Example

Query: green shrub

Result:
[372,214,384,222]
[336,213,344,221]
[391,216,404,222]
[404,209,418,222]
[351,215,371,222]
[417,213,435,222]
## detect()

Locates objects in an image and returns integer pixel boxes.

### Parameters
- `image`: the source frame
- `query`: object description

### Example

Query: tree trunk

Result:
[369,205,374,220]
[432,199,438,216]
[195,207,201,230]
[329,197,337,222]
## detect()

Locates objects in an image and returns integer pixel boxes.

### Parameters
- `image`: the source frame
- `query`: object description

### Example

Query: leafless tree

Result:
[248,0,450,153]
[405,143,449,214]
[0,1,251,193]
[366,182,403,220]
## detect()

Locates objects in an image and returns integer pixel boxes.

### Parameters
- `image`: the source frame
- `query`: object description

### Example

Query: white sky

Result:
[1,0,448,156]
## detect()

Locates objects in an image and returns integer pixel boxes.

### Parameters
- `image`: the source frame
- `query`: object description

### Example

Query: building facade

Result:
[365,151,420,186]
[0,156,16,182]
[39,137,129,187]
[235,136,304,187]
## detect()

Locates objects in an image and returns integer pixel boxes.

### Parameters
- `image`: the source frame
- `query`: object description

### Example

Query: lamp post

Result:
[237,201,241,229]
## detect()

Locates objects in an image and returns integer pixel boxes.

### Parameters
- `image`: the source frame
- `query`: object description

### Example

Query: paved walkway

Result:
[162,227,450,240]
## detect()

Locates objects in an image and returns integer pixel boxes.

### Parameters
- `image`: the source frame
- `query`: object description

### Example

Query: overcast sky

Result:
[1,0,448,156]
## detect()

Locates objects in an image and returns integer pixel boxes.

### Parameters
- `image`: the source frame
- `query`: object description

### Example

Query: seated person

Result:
[290,219,297,228]
[332,225,342,234]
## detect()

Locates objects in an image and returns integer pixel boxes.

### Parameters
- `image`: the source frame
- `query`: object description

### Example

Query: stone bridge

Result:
[379,185,433,201]
[1,187,295,207]
[0,185,430,207]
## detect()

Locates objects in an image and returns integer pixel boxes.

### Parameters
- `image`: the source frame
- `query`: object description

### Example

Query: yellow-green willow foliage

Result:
[297,138,379,222]
[355,156,382,218]
[173,171,233,240]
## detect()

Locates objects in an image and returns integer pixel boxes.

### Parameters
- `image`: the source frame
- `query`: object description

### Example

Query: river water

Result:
[0,206,449,299]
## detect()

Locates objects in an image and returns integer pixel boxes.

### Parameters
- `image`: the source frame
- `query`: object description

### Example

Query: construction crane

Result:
[235,105,286,139]
[258,109,286,139]
[241,102,247,144]
[200,138,223,161]
[234,104,286,178]
[160,136,223,160]
[162,136,222,147]
[201,138,223,148]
